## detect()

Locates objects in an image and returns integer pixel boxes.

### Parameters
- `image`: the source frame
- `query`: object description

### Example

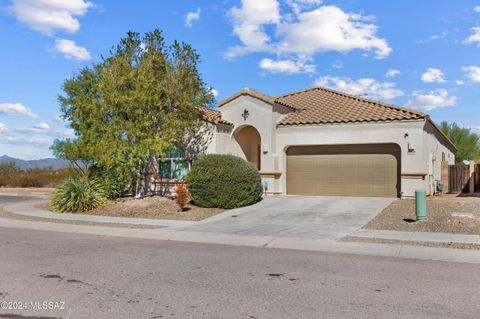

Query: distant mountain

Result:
[0,155,69,170]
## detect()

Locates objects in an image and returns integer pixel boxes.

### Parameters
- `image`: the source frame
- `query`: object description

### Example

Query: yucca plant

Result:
[51,176,107,213]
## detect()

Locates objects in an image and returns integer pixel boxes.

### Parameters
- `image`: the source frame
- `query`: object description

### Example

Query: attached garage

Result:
[286,144,401,198]
[213,86,457,197]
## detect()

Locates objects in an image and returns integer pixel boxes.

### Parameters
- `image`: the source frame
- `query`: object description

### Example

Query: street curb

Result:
[351,228,480,245]
[0,217,479,265]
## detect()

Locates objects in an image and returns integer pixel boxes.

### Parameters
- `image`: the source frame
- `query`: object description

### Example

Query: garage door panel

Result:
[286,145,399,197]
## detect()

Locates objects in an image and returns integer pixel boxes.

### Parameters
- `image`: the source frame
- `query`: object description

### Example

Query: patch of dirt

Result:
[341,235,480,250]
[40,196,225,221]
[364,194,480,235]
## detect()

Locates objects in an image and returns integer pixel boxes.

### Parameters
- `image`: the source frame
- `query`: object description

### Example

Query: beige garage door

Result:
[286,144,400,197]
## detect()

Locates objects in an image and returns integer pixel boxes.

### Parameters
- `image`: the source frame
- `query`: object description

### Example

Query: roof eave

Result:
[277,118,425,127]
[216,89,274,107]
[425,117,457,152]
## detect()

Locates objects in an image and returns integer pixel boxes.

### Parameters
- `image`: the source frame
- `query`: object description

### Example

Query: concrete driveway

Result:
[185,196,394,240]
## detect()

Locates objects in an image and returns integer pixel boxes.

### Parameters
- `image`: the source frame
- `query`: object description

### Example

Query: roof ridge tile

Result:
[276,86,426,118]
[276,86,426,126]
[216,88,276,108]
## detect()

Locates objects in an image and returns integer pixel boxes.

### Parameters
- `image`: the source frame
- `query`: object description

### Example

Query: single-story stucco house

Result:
[187,86,456,198]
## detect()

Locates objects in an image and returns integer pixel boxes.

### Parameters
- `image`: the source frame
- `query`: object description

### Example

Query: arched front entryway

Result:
[234,125,261,170]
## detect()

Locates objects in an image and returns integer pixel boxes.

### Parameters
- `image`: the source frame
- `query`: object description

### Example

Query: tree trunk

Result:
[135,156,156,199]
[135,163,146,199]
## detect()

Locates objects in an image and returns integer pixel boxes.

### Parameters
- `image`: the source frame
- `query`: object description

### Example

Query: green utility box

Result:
[415,189,427,221]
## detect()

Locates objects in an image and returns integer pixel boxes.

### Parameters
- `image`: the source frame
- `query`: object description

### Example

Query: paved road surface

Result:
[0,227,479,319]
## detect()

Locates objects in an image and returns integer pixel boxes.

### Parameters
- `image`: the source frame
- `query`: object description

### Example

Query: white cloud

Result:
[462,65,480,82]
[331,60,343,69]
[0,103,37,118]
[475,6,480,13]
[385,69,400,78]
[52,115,65,123]
[15,122,74,138]
[285,0,323,15]
[465,27,480,46]
[8,0,93,36]
[56,129,75,137]
[429,31,448,41]
[0,123,8,133]
[226,1,391,63]
[0,134,52,146]
[210,88,219,97]
[185,8,201,27]
[33,122,51,130]
[259,58,315,74]
[54,39,91,61]
[421,68,446,83]
[16,127,43,133]
[455,80,464,85]
[407,89,458,111]
[277,5,391,59]
[226,0,280,59]
[314,76,404,100]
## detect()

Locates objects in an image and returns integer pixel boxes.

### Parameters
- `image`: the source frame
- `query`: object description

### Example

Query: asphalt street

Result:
[0,227,479,319]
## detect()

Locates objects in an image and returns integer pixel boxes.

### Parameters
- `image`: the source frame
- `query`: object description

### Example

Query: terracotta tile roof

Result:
[199,107,232,125]
[276,87,427,126]
[217,88,276,107]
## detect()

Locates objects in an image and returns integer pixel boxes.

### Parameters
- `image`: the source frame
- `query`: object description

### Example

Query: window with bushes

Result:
[159,146,191,180]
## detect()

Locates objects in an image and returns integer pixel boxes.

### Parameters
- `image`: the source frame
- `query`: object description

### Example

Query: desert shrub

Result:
[90,165,131,199]
[0,165,75,188]
[0,162,21,187]
[51,176,107,213]
[175,182,189,211]
[186,154,263,209]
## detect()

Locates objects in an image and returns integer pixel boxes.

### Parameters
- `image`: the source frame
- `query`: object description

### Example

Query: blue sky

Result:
[0,0,479,159]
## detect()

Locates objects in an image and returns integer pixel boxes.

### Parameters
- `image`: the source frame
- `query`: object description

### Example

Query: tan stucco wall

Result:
[211,95,286,172]
[185,121,216,158]
[204,96,289,192]
[422,121,456,194]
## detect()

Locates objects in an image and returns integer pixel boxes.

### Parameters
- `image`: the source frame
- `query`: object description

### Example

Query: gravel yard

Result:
[2,187,226,222]
[40,196,225,221]
[364,194,480,235]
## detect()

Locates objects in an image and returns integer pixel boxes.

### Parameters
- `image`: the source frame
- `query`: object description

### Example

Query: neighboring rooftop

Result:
[276,87,427,126]
[199,106,232,125]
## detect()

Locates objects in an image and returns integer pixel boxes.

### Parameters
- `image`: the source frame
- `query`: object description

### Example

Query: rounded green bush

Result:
[186,154,263,209]
[51,176,107,213]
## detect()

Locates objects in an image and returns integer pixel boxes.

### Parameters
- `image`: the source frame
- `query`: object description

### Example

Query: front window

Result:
[159,145,191,180]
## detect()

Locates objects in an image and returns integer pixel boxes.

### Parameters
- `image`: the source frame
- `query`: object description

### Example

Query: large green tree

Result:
[439,122,480,164]
[52,30,214,197]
